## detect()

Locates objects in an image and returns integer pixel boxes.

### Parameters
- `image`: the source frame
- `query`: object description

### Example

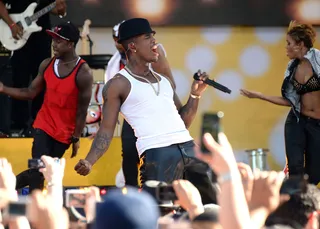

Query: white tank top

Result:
[119,68,193,155]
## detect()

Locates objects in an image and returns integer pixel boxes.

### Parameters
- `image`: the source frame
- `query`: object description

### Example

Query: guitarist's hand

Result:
[55,0,67,16]
[0,81,3,93]
[11,24,23,40]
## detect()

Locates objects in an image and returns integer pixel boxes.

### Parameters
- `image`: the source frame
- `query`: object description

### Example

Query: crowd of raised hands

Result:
[0,132,317,229]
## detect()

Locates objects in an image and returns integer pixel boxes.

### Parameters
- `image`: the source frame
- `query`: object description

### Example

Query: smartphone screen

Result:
[201,112,224,153]
[3,197,29,219]
[28,159,45,169]
[65,189,88,208]
[7,202,27,216]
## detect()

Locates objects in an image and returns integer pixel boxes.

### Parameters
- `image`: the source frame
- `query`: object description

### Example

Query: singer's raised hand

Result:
[191,70,209,96]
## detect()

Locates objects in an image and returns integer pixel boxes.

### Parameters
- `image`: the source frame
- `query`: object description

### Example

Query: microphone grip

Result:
[193,73,231,94]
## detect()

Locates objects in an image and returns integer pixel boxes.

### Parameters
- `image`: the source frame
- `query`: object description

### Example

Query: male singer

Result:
[104,21,176,187]
[75,18,218,205]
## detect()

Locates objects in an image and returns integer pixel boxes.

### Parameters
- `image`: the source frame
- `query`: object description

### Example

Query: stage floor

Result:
[0,137,122,187]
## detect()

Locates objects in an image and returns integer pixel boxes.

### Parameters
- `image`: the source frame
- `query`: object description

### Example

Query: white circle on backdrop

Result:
[88,30,116,54]
[201,27,232,45]
[255,27,285,44]
[185,45,217,73]
[172,69,191,100]
[215,70,244,101]
[268,114,287,167]
[240,45,270,77]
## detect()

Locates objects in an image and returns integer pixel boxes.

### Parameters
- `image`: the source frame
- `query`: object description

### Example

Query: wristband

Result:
[190,93,201,99]
[47,181,62,187]
[9,23,16,29]
[218,172,233,184]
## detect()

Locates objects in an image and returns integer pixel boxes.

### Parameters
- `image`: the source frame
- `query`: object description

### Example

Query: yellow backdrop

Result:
[0,138,122,186]
[154,26,320,171]
[1,26,319,186]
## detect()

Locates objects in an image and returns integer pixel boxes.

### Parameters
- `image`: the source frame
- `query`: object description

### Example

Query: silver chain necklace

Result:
[125,66,160,96]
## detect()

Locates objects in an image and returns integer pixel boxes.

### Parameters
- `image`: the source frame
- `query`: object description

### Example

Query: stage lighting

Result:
[123,0,177,24]
[289,0,320,24]
[122,187,128,195]
[100,188,107,195]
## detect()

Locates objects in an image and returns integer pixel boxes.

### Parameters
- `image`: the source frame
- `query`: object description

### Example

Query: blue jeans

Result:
[140,140,218,205]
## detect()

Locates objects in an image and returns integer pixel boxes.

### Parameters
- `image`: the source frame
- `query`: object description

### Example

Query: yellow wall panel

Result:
[0,138,122,186]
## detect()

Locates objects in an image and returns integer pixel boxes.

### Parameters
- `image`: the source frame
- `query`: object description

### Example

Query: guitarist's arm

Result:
[0,1,13,25]
[0,58,51,100]
[50,0,67,16]
[0,1,23,39]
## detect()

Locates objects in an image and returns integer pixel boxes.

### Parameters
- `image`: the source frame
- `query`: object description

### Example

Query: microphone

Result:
[193,73,232,94]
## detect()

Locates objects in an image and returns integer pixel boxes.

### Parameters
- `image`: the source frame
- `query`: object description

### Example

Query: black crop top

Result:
[292,73,320,95]
[290,62,320,95]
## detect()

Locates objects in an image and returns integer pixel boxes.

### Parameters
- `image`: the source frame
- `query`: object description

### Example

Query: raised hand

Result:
[191,70,209,96]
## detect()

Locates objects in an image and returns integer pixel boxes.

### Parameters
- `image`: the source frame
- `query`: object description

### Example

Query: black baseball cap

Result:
[46,21,80,44]
[118,18,155,43]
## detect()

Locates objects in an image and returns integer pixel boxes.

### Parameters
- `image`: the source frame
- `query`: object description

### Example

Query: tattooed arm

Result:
[173,93,200,129]
[83,76,123,165]
[173,72,208,128]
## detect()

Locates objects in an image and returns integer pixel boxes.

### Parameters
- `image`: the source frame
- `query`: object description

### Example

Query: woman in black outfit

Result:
[240,21,320,185]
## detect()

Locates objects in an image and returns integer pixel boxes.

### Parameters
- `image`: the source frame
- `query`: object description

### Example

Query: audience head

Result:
[94,187,160,229]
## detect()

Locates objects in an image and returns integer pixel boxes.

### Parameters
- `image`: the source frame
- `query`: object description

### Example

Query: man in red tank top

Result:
[0,21,93,192]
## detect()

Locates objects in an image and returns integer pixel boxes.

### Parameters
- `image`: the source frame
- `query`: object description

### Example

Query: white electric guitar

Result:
[0,2,56,51]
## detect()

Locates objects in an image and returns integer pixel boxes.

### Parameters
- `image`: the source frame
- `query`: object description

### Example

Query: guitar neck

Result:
[29,2,57,22]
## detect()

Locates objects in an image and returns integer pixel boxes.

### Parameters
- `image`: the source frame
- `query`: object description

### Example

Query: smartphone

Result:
[3,197,29,219]
[65,189,88,208]
[201,112,224,153]
[156,185,178,202]
[28,159,45,169]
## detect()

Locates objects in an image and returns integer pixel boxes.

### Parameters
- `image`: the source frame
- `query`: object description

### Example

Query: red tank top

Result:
[120,61,125,70]
[33,58,86,144]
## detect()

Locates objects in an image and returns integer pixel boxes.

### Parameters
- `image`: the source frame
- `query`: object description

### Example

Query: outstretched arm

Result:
[0,58,50,100]
[240,89,290,107]
[260,95,290,106]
